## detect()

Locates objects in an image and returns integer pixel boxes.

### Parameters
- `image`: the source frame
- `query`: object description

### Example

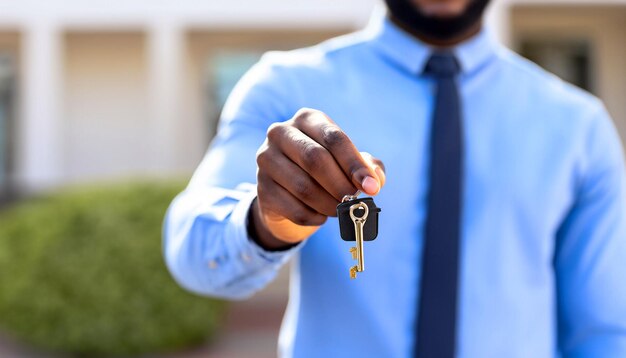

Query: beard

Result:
[384,0,492,42]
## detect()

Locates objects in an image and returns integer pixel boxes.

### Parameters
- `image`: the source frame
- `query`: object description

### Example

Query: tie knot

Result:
[424,52,460,78]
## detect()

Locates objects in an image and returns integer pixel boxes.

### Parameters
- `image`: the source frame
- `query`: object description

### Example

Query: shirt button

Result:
[208,260,218,269]
[241,253,251,263]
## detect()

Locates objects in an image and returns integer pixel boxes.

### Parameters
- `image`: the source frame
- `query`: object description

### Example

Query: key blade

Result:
[356,221,365,272]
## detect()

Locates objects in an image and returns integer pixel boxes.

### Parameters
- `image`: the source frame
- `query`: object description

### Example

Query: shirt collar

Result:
[363,9,498,76]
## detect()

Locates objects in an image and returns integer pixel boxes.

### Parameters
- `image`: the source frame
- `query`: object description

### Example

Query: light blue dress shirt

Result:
[163,13,626,358]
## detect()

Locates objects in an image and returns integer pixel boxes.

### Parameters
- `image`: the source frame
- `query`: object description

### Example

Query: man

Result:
[164,0,626,356]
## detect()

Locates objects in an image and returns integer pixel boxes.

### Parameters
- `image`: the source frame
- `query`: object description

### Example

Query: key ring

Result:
[342,190,362,203]
[349,202,369,223]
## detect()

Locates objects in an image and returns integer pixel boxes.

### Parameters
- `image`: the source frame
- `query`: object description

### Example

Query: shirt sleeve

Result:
[163,52,303,300]
[555,104,626,356]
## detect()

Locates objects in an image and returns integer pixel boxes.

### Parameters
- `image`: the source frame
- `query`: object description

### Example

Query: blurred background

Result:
[0,0,624,357]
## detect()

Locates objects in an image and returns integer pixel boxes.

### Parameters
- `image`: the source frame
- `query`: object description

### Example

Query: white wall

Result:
[63,32,157,183]
[3,0,625,190]
[2,0,379,191]
[0,0,377,29]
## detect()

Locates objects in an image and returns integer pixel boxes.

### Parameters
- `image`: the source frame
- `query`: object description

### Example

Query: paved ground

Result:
[0,265,291,358]
[161,265,291,358]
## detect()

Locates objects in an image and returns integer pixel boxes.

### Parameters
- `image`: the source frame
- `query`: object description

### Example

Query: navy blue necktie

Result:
[416,52,463,358]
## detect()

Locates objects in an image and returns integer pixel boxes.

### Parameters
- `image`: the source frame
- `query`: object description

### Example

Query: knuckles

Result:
[300,144,327,172]
[292,107,318,126]
[320,126,348,150]
[266,122,287,143]
[255,142,276,170]
[255,145,268,166]
[292,177,314,200]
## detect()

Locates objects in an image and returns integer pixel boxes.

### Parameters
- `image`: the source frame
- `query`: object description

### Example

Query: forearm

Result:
[556,104,626,355]
[163,185,299,300]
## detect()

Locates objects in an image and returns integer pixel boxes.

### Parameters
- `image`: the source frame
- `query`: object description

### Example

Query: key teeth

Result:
[349,247,357,260]
[349,266,358,279]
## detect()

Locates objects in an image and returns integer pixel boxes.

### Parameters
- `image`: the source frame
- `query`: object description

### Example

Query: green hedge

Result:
[0,181,226,356]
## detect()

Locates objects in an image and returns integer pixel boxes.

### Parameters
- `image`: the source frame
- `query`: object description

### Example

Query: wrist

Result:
[247,198,298,252]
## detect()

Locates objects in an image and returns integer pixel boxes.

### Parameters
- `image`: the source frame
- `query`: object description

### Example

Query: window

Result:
[520,39,593,93]
[205,51,262,134]
[190,29,347,145]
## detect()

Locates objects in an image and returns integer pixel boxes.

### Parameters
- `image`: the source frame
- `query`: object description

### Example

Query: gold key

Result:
[337,191,381,279]
[348,202,369,279]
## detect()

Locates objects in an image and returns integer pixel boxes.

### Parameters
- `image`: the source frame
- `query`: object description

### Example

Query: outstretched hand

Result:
[251,108,386,249]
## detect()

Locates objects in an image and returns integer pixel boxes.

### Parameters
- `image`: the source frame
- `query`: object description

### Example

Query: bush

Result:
[0,181,226,356]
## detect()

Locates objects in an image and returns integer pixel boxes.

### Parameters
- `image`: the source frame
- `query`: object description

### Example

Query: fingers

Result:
[266,123,356,201]
[256,145,340,217]
[254,107,386,242]
[257,172,327,227]
[291,109,382,195]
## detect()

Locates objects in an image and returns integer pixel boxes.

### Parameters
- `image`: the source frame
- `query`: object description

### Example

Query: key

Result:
[337,192,381,279]
[349,202,368,278]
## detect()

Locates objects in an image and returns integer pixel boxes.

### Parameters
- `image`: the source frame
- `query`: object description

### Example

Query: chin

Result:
[412,0,469,18]
[386,0,490,42]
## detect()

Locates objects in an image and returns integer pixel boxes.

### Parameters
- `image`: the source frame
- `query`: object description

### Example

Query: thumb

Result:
[360,152,386,193]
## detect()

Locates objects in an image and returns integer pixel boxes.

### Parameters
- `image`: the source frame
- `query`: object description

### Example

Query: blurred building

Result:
[0,0,624,196]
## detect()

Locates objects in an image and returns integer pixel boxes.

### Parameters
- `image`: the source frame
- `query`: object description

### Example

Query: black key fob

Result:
[336,197,381,242]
